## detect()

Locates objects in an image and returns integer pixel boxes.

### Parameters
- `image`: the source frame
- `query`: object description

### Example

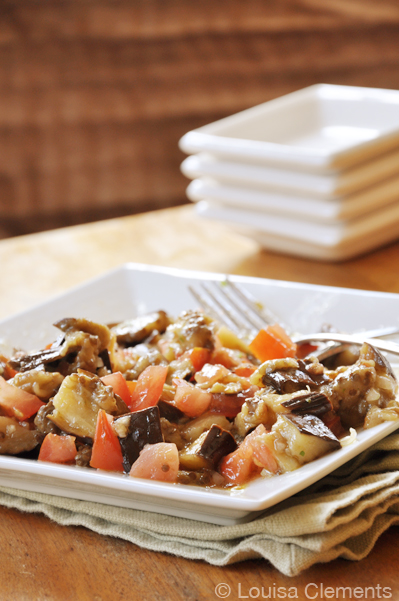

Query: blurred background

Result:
[1,0,399,238]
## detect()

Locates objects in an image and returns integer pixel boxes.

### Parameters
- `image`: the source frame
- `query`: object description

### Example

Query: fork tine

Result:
[219,281,266,331]
[188,284,241,332]
[190,279,278,337]
[190,280,399,361]
[201,283,250,332]
[225,279,289,332]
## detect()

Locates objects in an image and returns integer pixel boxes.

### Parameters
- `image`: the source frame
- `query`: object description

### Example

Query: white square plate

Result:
[0,264,399,525]
[179,84,399,173]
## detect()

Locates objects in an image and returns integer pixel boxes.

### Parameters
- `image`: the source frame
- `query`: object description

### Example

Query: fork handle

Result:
[293,333,399,357]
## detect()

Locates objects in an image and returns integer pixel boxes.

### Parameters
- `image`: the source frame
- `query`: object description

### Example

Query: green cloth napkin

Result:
[1,432,399,577]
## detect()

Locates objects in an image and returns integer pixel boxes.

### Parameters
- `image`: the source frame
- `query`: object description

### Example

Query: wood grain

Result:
[2,502,399,601]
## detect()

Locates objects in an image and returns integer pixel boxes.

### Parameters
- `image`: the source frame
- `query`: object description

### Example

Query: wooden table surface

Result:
[2,204,399,600]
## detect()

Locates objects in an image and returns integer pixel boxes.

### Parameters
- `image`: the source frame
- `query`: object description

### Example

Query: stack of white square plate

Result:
[179,84,399,261]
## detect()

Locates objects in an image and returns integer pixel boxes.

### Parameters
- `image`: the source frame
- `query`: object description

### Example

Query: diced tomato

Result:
[126,380,137,396]
[3,365,18,379]
[0,356,18,380]
[0,376,45,421]
[173,378,212,418]
[183,347,211,372]
[249,324,297,362]
[129,365,168,412]
[219,425,278,484]
[296,343,319,359]
[219,436,259,485]
[101,371,132,407]
[209,347,242,369]
[90,410,124,472]
[129,443,179,483]
[209,387,257,419]
[38,433,77,464]
[249,433,279,474]
[234,363,256,377]
[194,363,230,387]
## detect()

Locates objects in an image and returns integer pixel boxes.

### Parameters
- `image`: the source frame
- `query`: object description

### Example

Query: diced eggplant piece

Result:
[111,311,170,346]
[0,416,42,455]
[113,406,163,472]
[47,370,119,439]
[99,349,112,372]
[113,394,131,417]
[284,413,341,445]
[326,349,398,429]
[274,413,340,465]
[234,389,332,437]
[179,432,211,471]
[34,401,61,436]
[10,318,112,375]
[180,412,232,443]
[160,417,185,450]
[265,361,330,394]
[54,318,111,352]
[158,399,185,422]
[251,358,329,394]
[10,368,64,401]
[262,368,315,393]
[281,392,332,416]
[123,348,167,381]
[165,311,215,352]
[179,425,236,471]
[250,358,298,387]
[9,343,65,373]
[198,425,237,465]
[360,342,397,381]
[234,395,269,437]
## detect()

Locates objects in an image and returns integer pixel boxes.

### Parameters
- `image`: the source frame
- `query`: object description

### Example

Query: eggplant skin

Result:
[198,425,237,466]
[111,311,170,346]
[281,392,332,416]
[114,406,163,472]
[283,413,341,448]
[158,399,185,422]
[360,342,397,381]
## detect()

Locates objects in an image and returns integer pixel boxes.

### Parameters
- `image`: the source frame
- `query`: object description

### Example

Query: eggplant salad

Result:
[0,310,398,488]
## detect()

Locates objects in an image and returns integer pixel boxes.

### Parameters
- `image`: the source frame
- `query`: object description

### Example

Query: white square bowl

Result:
[195,200,399,261]
[181,148,399,199]
[179,84,399,173]
[186,176,399,224]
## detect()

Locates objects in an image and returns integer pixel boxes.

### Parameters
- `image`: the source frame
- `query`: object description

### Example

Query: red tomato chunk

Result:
[101,372,132,408]
[90,410,124,472]
[129,365,168,412]
[0,376,45,421]
[38,433,77,464]
[129,443,179,483]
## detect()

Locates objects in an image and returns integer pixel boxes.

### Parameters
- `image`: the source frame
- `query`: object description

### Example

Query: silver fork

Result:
[189,278,399,359]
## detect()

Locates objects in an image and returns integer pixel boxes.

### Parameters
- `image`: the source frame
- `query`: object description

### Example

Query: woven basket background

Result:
[1,0,399,235]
